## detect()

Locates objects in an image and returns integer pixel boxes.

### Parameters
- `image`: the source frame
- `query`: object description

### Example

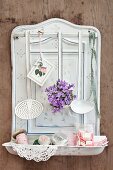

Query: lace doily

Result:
[11,143,58,162]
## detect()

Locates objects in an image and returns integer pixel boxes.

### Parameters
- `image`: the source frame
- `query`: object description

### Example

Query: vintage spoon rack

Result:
[3,18,107,160]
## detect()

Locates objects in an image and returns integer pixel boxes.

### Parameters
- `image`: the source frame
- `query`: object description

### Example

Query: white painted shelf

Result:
[3,142,106,156]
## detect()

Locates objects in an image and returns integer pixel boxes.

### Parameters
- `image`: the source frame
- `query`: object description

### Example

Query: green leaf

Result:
[35,69,39,75]
[39,71,42,77]
[43,73,46,76]
[33,139,39,145]
[39,62,43,67]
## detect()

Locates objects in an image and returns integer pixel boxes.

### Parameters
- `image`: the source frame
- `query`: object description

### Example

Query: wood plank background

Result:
[0,0,113,169]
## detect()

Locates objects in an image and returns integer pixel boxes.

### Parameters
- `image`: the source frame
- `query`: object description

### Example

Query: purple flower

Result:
[45,79,76,113]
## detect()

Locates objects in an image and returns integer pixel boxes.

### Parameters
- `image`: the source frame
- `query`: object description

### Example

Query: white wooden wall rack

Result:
[2,18,107,161]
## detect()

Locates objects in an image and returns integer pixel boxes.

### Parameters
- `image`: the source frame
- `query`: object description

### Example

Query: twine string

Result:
[38,31,44,62]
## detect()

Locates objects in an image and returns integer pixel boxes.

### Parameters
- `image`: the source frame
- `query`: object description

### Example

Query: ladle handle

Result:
[78,31,84,124]
[25,31,31,99]
[78,30,82,100]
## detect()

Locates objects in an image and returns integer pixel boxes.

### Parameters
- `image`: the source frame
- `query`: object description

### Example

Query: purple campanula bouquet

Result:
[45,79,76,113]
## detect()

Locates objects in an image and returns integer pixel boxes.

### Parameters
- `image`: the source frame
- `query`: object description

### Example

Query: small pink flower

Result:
[39,67,47,73]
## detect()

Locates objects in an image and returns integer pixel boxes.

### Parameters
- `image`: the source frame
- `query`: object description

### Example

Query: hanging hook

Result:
[38,30,44,36]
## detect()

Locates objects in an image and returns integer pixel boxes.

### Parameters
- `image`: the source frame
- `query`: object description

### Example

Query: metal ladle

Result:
[70,31,94,122]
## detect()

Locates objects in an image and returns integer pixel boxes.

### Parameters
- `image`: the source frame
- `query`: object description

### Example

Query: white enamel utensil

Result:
[70,31,94,117]
[70,100,94,114]
[15,31,43,119]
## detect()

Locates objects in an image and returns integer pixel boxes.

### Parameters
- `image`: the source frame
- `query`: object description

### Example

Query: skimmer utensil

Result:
[15,31,43,119]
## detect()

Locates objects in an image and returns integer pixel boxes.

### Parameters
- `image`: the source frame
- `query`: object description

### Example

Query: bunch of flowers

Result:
[45,79,76,113]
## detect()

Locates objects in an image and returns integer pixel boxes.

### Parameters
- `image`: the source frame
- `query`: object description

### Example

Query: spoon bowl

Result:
[70,100,94,114]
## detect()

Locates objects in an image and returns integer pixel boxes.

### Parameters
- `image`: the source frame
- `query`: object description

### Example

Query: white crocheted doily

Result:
[11,143,58,162]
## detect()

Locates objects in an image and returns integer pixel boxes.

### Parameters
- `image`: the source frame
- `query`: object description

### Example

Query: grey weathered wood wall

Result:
[0,0,113,169]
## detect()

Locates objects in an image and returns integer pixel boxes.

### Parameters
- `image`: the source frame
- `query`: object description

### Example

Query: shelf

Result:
[2,142,106,157]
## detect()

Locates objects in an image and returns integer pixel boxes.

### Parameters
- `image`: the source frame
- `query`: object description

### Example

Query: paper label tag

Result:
[27,58,54,86]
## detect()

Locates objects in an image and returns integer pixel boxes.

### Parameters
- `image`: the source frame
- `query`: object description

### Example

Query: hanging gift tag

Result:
[27,30,54,86]
[27,57,54,86]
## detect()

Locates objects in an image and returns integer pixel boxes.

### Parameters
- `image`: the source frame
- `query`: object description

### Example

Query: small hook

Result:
[38,30,44,36]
